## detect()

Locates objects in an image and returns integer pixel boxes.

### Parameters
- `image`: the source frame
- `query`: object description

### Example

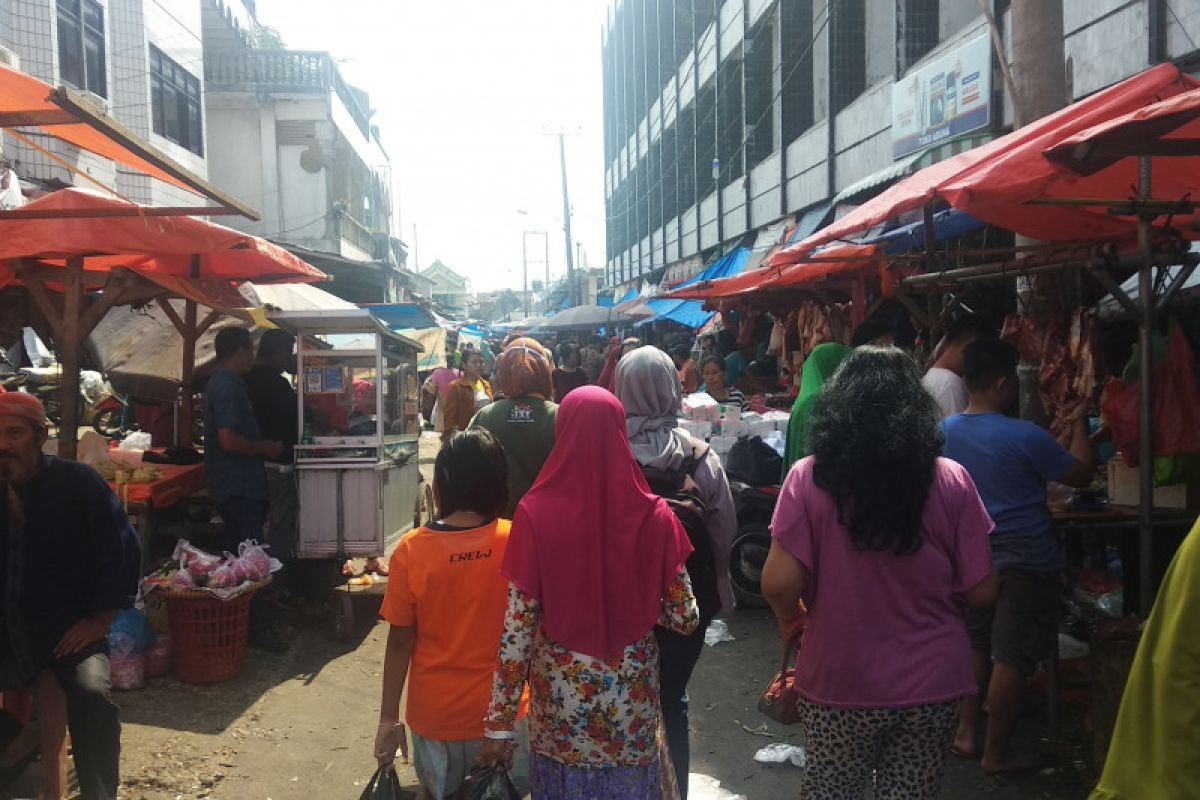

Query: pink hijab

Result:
[502,386,693,659]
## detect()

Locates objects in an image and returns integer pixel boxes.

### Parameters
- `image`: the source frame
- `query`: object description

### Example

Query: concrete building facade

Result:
[200,0,409,302]
[0,0,223,206]
[602,0,1200,289]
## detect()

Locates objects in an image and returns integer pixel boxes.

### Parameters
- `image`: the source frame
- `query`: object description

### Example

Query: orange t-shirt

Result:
[380,519,512,741]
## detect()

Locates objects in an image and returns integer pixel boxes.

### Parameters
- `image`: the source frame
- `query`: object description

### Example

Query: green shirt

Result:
[470,398,558,517]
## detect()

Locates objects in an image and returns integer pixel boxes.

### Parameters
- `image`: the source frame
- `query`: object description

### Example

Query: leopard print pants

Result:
[797,698,958,800]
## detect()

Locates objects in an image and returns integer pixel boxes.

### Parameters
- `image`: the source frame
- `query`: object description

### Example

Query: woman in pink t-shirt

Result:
[762,347,998,800]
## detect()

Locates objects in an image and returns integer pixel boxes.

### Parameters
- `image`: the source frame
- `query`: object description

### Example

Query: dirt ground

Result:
[17,433,1099,799]
[103,605,1096,800]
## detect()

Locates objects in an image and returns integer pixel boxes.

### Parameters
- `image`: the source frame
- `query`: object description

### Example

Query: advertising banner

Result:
[892,35,992,159]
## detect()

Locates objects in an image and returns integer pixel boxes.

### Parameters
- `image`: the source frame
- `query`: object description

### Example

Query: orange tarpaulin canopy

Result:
[776,63,1200,262]
[669,244,883,301]
[0,64,257,218]
[0,188,324,287]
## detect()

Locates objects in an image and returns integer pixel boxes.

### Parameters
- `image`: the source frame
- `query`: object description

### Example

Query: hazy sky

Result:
[252,0,610,293]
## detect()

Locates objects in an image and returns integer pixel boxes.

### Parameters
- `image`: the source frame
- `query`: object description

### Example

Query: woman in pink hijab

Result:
[481,386,698,798]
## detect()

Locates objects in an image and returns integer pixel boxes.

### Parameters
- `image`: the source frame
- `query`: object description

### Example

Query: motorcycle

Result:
[728,481,779,609]
[92,392,205,445]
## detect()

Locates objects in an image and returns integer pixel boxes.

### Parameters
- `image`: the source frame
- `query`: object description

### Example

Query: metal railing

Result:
[338,211,376,257]
[205,49,371,140]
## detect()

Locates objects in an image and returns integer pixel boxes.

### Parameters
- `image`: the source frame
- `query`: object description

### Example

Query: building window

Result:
[57,0,106,98]
[150,46,203,156]
[897,0,940,75]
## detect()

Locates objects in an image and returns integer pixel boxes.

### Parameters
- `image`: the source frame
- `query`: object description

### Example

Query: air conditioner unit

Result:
[0,47,19,70]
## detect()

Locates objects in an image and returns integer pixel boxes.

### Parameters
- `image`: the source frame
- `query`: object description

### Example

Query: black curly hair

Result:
[808,346,943,556]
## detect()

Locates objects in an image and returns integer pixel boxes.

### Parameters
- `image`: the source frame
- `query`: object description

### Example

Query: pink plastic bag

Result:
[238,541,272,581]
[207,561,238,590]
[110,653,145,691]
[178,542,222,583]
[228,555,254,583]
[169,570,196,591]
[145,636,171,680]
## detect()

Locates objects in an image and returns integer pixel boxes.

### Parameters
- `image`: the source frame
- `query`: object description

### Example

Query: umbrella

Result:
[0,189,324,457]
[541,304,638,331]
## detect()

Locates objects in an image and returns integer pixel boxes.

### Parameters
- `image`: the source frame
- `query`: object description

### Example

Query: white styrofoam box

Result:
[683,393,721,421]
[722,420,747,437]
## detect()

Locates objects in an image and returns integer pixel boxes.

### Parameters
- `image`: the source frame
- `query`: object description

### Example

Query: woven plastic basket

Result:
[165,580,268,685]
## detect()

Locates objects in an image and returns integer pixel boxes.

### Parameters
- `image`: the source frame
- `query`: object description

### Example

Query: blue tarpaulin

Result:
[862,209,985,254]
[615,287,638,305]
[367,304,438,331]
[597,293,614,308]
[645,248,753,329]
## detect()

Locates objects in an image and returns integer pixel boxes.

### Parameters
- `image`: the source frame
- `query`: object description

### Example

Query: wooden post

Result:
[57,258,84,460]
[178,300,198,446]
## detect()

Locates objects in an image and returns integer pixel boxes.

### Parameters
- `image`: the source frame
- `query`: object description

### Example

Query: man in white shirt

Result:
[922,316,994,420]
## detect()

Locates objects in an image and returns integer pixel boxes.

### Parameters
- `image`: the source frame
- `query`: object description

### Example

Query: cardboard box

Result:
[1106,459,1192,509]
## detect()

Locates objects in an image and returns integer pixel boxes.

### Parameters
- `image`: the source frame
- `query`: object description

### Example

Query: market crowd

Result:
[375,317,1197,800]
[0,313,1193,800]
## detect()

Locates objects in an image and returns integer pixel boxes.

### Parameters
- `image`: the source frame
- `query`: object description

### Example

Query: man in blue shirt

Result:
[204,328,284,650]
[941,339,1094,774]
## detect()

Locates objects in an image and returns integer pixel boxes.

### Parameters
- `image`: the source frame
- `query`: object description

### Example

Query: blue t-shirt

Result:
[724,352,749,387]
[204,367,267,504]
[940,412,1076,572]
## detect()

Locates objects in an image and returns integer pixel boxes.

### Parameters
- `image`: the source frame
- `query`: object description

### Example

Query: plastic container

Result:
[165,582,264,685]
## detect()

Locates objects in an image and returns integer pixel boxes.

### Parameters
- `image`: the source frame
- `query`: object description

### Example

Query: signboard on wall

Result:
[891,35,992,159]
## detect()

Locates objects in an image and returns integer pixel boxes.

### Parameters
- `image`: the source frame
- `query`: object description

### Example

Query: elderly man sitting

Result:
[0,393,141,800]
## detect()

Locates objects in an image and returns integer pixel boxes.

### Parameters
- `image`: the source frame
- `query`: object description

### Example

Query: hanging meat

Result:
[1002,308,1096,444]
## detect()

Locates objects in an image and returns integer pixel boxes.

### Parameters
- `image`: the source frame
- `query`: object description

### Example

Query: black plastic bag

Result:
[725,435,783,487]
[358,765,403,800]
[456,763,520,800]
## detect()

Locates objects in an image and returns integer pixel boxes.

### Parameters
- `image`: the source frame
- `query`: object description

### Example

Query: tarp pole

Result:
[56,258,83,461]
[1136,155,1155,615]
[179,254,203,448]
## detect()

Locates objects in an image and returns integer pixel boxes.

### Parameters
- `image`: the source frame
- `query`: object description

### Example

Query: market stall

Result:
[270,310,426,560]
[0,188,325,457]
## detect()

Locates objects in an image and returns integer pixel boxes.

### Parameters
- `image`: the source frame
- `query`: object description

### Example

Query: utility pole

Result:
[1005,0,1068,422]
[558,133,577,307]
[521,233,530,317]
[412,223,420,272]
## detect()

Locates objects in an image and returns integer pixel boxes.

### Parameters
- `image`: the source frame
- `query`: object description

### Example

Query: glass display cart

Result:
[269,310,427,562]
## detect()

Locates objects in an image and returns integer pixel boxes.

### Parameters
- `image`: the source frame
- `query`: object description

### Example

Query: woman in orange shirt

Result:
[442,350,493,439]
[374,428,512,798]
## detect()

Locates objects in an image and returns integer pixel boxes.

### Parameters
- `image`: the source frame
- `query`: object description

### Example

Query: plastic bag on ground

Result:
[753,743,807,768]
[145,635,171,679]
[704,619,736,647]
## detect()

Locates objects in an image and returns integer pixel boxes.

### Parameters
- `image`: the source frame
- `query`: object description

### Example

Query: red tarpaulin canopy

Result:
[774,63,1200,262]
[1043,88,1200,174]
[0,64,257,218]
[670,243,882,300]
[0,188,324,458]
[0,188,324,287]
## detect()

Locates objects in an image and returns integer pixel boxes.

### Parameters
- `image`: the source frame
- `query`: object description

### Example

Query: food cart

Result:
[269,310,428,565]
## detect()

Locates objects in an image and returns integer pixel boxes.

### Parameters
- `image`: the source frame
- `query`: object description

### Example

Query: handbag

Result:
[757,641,802,725]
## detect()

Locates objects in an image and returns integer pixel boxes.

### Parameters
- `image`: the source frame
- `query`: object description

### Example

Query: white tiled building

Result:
[0,0,241,206]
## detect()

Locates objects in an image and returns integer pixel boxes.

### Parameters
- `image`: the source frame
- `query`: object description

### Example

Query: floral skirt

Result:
[529,753,664,799]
